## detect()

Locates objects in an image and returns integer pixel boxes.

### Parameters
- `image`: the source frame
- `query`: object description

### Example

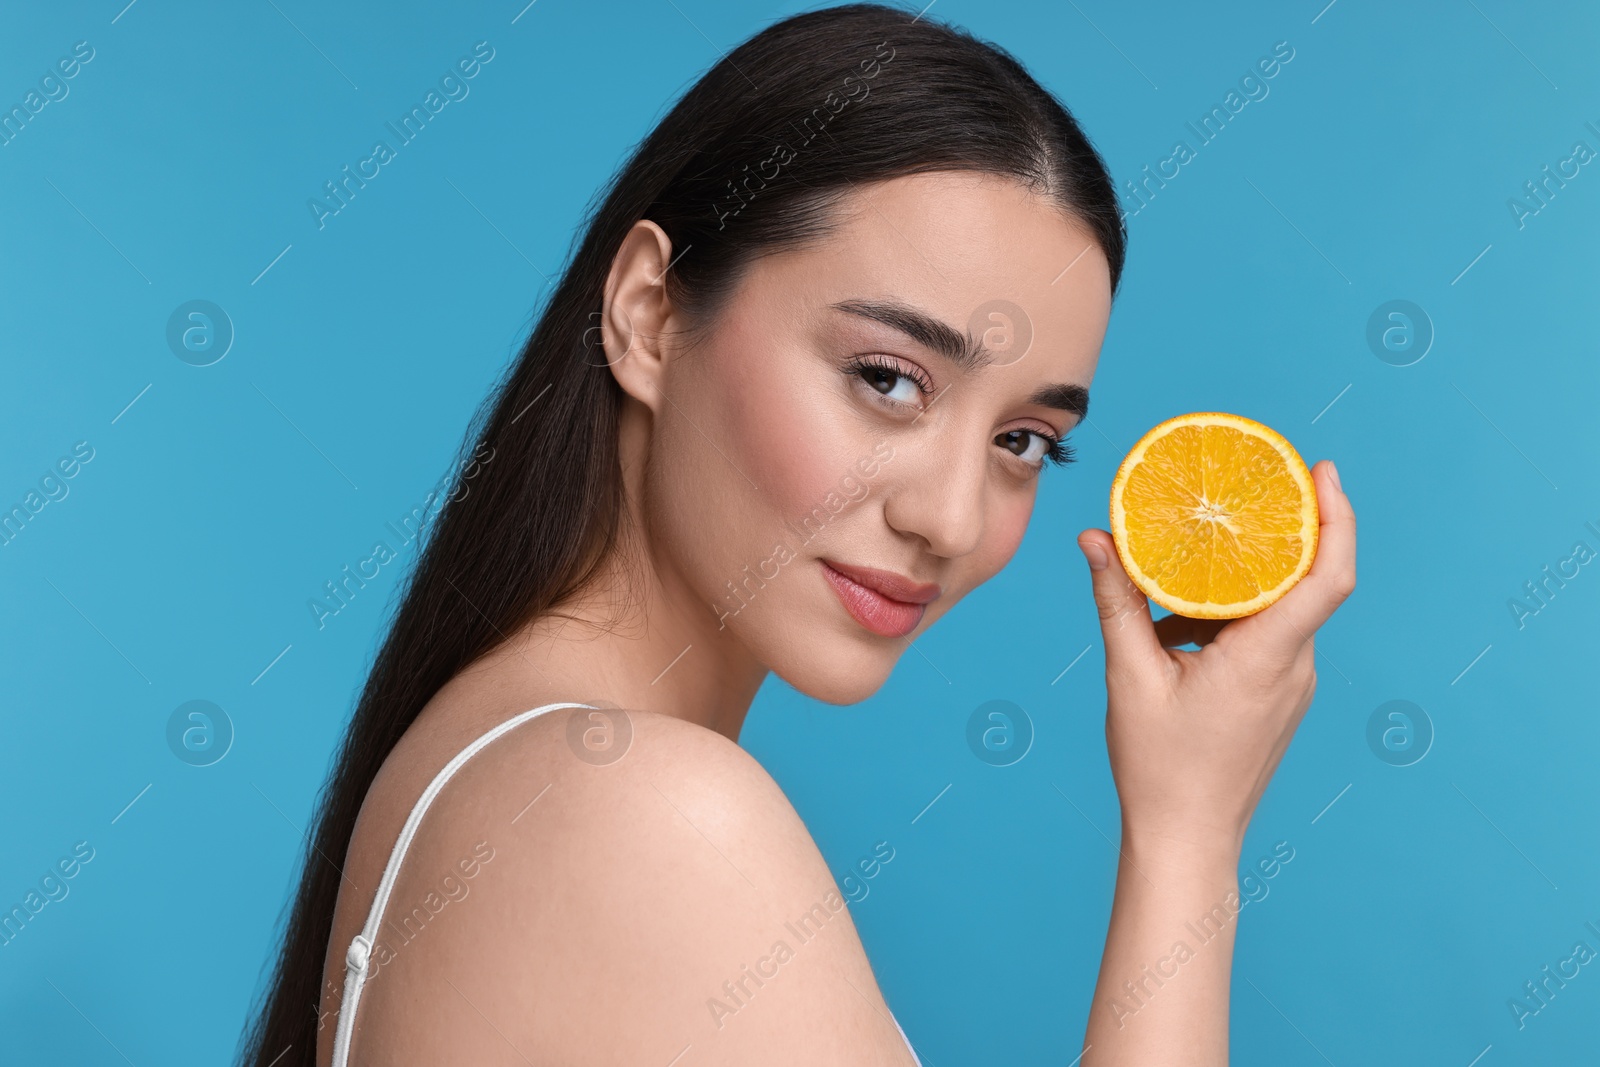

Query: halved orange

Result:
[1109,412,1319,619]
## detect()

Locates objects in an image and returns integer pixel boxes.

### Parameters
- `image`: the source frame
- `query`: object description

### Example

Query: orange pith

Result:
[1109,412,1319,620]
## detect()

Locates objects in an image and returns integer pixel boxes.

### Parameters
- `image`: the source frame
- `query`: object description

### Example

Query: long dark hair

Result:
[238,4,1125,1062]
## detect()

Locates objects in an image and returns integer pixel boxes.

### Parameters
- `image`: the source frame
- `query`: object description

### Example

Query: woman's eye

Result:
[858,365,924,406]
[997,428,1053,465]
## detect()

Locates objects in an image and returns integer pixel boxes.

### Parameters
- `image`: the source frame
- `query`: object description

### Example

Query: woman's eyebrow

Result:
[1030,382,1089,420]
[831,297,986,368]
[830,297,1090,419]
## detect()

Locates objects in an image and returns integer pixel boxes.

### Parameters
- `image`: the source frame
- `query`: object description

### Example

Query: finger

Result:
[1153,612,1230,649]
[1248,459,1357,654]
[1077,529,1167,678]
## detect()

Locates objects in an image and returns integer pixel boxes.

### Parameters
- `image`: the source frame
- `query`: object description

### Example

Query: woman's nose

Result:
[880,431,986,559]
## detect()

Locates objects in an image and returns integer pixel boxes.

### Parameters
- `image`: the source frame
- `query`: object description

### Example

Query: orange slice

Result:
[1109,412,1318,619]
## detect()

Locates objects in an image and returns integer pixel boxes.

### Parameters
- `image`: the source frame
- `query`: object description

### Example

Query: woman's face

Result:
[623,170,1112,705]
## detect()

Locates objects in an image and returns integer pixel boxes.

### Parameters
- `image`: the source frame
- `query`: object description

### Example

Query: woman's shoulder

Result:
[337,699,913,1065]
[377,697,798,846]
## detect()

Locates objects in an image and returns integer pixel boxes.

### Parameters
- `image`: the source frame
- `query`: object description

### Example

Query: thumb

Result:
[1077,529,1165,678]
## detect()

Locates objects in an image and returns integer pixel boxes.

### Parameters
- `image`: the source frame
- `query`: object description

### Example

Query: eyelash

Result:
[843,354,1076,469]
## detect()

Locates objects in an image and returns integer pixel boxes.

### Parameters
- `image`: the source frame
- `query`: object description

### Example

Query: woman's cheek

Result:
[714,345,858,523]
[741,394,837,507]
[976,490,1033,577]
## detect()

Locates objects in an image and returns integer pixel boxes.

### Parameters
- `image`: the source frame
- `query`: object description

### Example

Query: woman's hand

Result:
[1076,459,1357,853]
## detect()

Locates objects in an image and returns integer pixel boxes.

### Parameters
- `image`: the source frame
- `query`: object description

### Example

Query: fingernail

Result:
[1082,540,1108,571]
[1328,461,1342,492]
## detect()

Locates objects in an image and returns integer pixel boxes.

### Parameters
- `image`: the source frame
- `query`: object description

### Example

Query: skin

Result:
[315,170,1357,1066]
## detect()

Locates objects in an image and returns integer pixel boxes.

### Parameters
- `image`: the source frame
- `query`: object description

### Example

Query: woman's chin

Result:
[763,637,899,706]
[787,669,891,706]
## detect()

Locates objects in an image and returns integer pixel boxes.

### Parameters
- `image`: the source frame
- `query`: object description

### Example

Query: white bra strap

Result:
[329,701,595,1066]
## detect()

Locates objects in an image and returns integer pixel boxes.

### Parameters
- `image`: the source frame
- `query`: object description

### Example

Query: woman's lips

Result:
[820,560,938,639]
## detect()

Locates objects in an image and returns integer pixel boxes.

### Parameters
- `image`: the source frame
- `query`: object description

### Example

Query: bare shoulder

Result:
[341,706,916,1066]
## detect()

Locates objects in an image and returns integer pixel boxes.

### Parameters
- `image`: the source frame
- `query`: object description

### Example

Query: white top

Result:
[328,700,922,1066]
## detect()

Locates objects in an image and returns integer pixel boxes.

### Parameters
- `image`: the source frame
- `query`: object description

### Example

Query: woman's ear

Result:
[599,219,678,414]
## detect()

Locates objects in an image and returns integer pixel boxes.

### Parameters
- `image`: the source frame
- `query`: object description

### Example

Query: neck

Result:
[513,550,767,741]
[494,399,768,743]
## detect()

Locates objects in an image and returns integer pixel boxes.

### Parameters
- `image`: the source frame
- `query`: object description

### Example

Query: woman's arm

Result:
[1084,827,1243,1061]
[1078,459,1356,1064]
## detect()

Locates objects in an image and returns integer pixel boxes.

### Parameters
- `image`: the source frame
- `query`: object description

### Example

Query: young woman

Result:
[238,4,1356,1064]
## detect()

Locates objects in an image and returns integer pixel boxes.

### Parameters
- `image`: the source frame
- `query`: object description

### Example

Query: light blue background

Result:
[2,1,1596,1064]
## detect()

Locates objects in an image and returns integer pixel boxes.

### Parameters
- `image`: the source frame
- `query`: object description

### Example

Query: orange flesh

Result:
[1112,414,1317,619]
